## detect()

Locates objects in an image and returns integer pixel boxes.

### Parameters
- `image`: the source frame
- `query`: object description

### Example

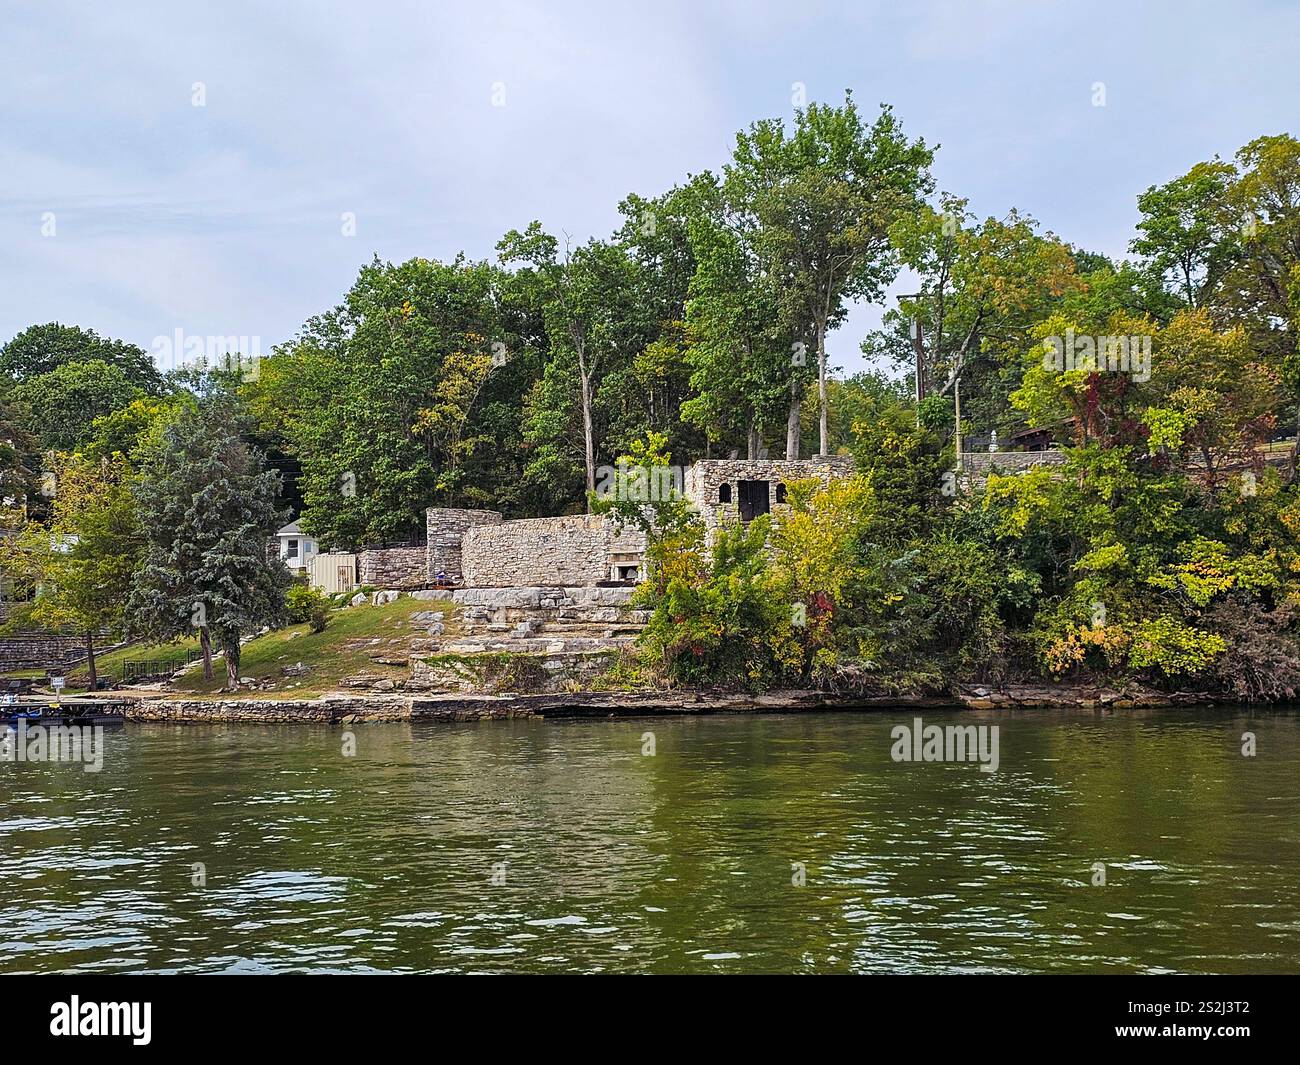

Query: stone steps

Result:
[436,635,637,655]
[456,619,645,637]
[405,585,646,679]
[457,606,648,626]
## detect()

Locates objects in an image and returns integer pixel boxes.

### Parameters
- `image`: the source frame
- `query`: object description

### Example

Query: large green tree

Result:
[0,322,162,387]
[1131,160,1240,309]
[725,93,934,456]
[1,323,165,453]
[8,359,148,452]
[0,397,38,515]
[1134,135,1300,466]
[682,208,791,457]
[498,226,652,503]
[865,196,1083,436]
[249,255,523,544]
[0,453,140,686]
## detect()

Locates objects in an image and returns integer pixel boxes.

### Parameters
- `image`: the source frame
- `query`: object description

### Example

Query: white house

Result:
[275,520,318,574]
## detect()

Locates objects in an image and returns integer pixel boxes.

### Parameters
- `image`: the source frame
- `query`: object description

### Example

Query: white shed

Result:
[275,520,318,574]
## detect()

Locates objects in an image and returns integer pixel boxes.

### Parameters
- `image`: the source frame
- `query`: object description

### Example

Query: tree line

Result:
[2,96,1298,696]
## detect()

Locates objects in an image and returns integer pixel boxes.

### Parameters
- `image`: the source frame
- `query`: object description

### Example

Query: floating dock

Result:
[2,697,129,726]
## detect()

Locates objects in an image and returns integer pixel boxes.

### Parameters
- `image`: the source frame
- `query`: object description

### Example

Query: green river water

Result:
[1,707,1297,974]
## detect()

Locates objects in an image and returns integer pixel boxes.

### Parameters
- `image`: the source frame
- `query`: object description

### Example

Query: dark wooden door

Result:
[738,479,770,522]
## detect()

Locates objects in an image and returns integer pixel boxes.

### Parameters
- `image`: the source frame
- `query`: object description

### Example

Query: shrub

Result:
[637,518,785,688]
[285,584,331,633]
[1202,599,1300,701]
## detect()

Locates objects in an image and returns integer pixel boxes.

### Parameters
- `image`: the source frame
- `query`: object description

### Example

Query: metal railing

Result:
[122,649,204,683]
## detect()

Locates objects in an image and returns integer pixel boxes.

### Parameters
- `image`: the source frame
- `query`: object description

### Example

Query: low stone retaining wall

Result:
[117,683,1207,724]
[410,649,621,694]
[126,695,536,723]
[962,450,1068,477]
[452,585,636,609]
[357,546,428,590]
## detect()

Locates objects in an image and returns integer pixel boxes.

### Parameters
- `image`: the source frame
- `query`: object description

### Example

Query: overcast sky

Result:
[3,0,1298,377]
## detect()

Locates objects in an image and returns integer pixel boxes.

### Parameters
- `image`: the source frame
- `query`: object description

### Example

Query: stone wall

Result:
[0,635,91,673]
[452,585,637,610]
[961,450,1068,478]
[425,508,503,583]
[411,649,621,694]
[684,456,855,537]
[125,695,534,723]
[357,546,429,590]
[461,515,645,587]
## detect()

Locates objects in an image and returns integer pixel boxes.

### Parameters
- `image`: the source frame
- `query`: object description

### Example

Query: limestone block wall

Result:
[0,635,91,673]
[452,585,637,610]
[684,456,854,536]
[425,508,503,582]
[961,450,1067,478]
[461,515,645,587]
[357,546,429,590]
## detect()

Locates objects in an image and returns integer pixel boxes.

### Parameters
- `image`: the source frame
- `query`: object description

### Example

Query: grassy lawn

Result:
[3,639,200,693]
[75,638,201,684]
[3,596,456,698]
[167,596,456,698]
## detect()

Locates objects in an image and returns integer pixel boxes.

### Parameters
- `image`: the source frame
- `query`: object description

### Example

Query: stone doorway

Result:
[738,479,770,522]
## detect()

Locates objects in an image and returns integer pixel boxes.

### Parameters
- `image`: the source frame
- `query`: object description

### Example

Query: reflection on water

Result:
[1,708,1298,973]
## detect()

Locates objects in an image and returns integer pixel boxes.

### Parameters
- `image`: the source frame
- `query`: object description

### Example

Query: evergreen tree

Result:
[128,390,290,686]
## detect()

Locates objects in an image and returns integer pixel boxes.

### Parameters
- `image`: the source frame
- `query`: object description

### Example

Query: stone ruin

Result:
[418,456,855,590]
[349,456,857,594]
[330,457,857,694]
[683,456,855,541]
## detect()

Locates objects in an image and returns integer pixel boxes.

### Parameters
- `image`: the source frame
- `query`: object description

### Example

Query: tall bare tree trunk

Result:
[84,632,97,690]
[786,380,802,460]
[199,626,213,682]
[817,321,829,456]
[578,346,596,511]
[747,421,761,460]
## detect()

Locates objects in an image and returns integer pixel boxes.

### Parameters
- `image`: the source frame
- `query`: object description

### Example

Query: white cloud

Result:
[1,0,1298,381]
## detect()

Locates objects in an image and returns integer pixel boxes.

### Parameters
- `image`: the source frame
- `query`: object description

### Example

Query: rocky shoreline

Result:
[113,683,1224,724]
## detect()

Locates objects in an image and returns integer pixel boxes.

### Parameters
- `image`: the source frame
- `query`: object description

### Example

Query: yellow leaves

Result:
[1125,617,1226,674]
[982,465,1056,538]
[413,349,493,457]
[1075,543,1129,572]
[1043,614,1225,677]
[1147,536,1278,607]
[1141,406,1191,453]
[1043,622,1128,675]
[1280,497,1300,537]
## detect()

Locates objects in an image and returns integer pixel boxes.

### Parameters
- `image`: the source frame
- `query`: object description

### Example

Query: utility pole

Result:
[954,377,963,473]
[896,293,926,428]
[911,318,926,406]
